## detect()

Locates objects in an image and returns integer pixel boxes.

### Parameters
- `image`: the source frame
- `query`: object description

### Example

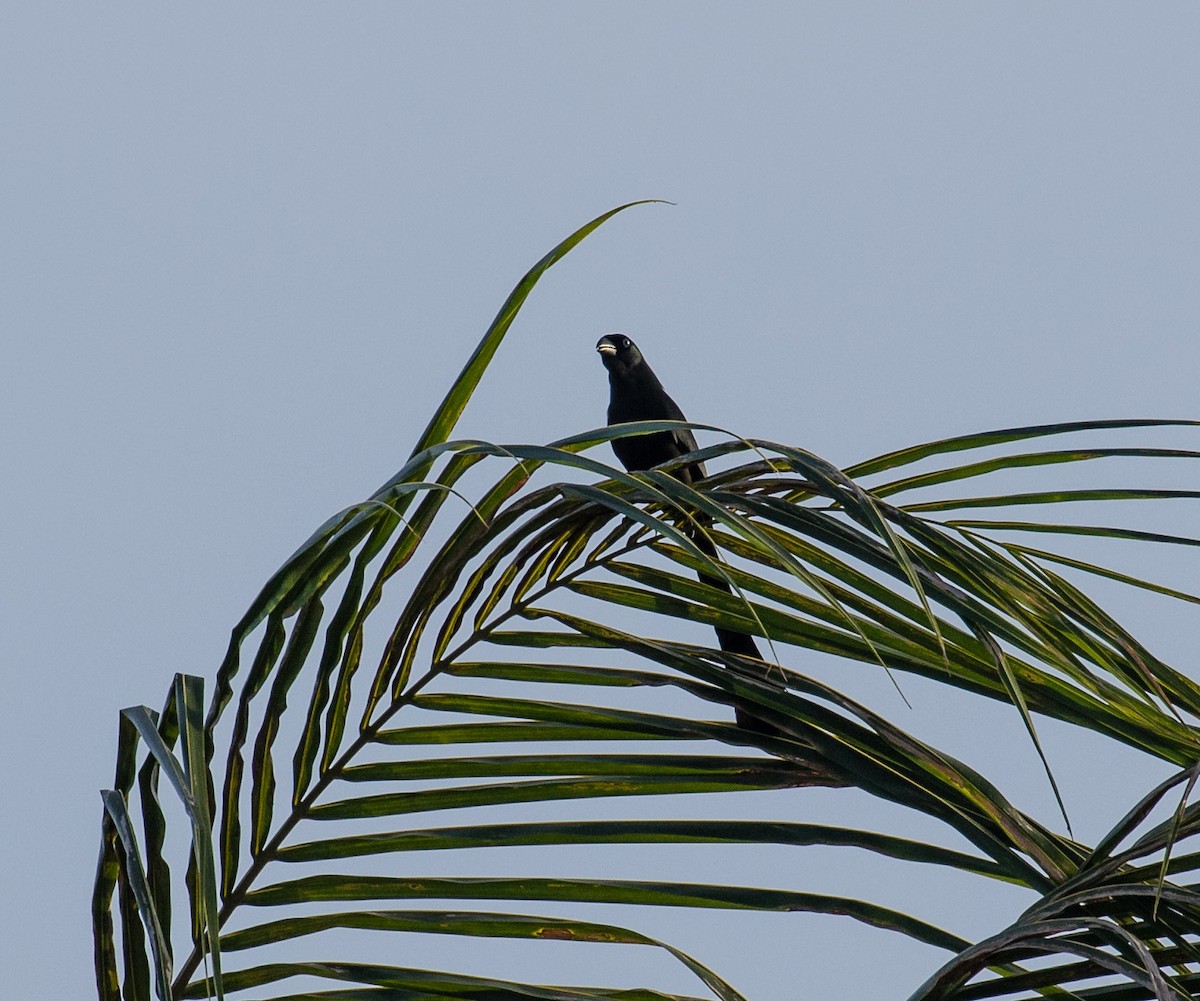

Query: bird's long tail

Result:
[688,524,785,737]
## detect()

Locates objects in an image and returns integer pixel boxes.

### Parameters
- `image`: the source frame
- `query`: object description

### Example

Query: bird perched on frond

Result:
[596,333,782,738]
[597,333,706,486]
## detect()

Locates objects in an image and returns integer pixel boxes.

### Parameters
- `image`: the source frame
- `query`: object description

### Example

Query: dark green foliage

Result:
[95,206,1200,1001]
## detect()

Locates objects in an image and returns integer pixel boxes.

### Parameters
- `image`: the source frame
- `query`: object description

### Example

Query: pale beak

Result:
[596,340,617,356]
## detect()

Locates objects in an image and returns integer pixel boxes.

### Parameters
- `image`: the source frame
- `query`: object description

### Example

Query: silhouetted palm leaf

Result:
[95,206,1200,1001]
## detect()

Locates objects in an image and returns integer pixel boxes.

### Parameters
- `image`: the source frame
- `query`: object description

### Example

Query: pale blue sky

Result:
[3,5,1200,999]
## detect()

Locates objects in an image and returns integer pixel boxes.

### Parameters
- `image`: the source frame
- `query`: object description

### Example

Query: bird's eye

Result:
[620,337,631,349]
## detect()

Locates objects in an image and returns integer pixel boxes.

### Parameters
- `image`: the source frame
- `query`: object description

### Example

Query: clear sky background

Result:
[4,5,1200,999]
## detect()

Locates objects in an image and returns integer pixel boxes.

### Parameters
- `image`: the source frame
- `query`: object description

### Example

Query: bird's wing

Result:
[662,395,702,460]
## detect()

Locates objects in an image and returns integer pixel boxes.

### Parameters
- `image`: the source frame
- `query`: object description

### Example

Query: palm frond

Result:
[95,208,1200,1001]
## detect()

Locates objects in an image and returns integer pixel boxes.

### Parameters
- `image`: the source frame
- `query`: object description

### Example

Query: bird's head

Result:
[595,333,643,377]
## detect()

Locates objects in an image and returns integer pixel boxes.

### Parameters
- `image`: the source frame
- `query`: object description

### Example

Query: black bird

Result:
[596,333,780,737]
[597,333,706,486]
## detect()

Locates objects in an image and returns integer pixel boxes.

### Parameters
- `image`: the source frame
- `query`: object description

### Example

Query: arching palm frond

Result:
[94,207,1200,1001]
